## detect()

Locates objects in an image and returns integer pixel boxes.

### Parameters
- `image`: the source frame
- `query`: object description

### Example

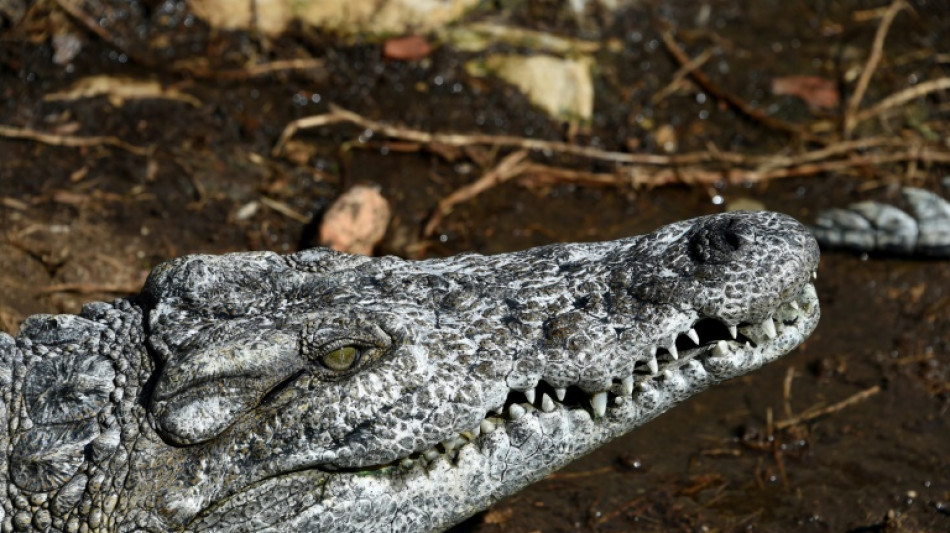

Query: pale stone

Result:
[468,54,594,122]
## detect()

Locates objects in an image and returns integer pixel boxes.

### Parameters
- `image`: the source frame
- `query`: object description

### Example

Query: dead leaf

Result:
[771,75,839,109]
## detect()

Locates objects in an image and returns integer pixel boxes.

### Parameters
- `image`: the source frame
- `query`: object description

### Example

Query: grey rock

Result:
[0,211,820,532]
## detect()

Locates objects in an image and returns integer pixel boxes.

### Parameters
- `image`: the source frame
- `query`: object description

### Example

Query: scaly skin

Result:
[0,211,820,533]
[811,186,950,257]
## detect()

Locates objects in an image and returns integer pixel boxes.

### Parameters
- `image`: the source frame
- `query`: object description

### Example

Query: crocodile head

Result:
[0,210,819,533]
[126,210,818,532]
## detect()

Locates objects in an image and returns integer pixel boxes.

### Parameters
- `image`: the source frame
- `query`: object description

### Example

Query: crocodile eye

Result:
[320,346,360,371]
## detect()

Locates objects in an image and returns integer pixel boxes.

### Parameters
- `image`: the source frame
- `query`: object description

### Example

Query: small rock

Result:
[319,185,392,256]
[384,35,433,61]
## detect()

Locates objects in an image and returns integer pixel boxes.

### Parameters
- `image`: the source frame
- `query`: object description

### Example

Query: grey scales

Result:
[811,184,950,257]
[0,210,820,533]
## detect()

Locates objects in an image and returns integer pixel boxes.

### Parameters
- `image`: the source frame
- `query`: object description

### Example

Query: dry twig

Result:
[844,0,910,137]
[774,385,881,430]
[0,124,150,156]
[40,280,145,295]
[423,150,530,237]
[853,77,950,124]
[658,27,817,141]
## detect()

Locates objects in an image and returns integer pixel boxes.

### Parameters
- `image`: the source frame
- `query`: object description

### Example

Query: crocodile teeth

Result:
[591,392,608,418]
[400,458,414,468]
[621,375,634,396]
[480,419,496,434]
[509,404,526,420]
[789,300,800,310]
[647,352,659,375]
[554,387,566,402]
[812,271,817,279]
[442,438,458,451]
[668,343,679,360]
[686,328,700,344]
[541,394,555,413]
[762,318,777,339]
[424,449,439,462]
[524,388,536,404]
[461,426,480,440]
[728,324,738,339]
[712,339,730,357]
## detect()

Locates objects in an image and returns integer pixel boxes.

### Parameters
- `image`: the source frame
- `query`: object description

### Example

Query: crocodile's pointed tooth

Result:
[541,394,555,413]
[554,387,566,402]
[424,449,439,462]
[508,404,526,421]
[524,388,536,405]
[647,353,659,375]
[712,340,730,357]
[461,426,480,440]
[590,392,608,418]
[686,328,700,345]
[442,438,457,451]
[621,375,634,396]
[762,318,777,339]
[668,343,679,360]
[480,419,495,434]
[491,404,503,415]
[789,300,800,310]
[812,271,818,279]
[400,458,414,469]
[728,324,738,339]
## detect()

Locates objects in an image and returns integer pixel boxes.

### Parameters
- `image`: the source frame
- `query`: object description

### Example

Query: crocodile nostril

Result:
[688,219,744,263]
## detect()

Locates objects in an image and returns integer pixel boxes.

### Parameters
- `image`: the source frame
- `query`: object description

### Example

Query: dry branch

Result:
[423,150,530,237]
[0,124,150,156]
[658,27,816,141]
[774,385,881,430]
[844,0,910,137]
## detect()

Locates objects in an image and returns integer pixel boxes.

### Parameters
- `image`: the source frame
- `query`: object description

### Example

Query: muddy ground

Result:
[1,0,949,531]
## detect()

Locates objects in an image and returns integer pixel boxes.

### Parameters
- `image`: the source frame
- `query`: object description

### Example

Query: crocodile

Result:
[0,210,820,533]
[811,184,950,257]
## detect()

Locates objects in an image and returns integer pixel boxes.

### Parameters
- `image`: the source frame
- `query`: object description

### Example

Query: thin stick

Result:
[658,27,815,141]
[844,0,909,137]
[423,150,530,237]
[259,196,311,224]
[651,47,715,104]
[275,106,714,165]
[774,385,880,430]
[853,77,950,124]
[782,367,795,420]
[276,106,893,170]
[177,58,326,80]
[0,124,150,156]
[39,281,144,295]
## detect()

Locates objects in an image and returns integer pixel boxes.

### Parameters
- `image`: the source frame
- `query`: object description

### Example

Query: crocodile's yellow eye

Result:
[320,346,360,371]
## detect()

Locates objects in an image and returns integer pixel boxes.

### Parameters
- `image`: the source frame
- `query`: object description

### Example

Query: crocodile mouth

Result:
[387,278,820,470]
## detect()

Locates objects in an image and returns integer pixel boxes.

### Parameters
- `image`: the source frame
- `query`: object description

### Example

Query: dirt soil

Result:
[2,0,949,531]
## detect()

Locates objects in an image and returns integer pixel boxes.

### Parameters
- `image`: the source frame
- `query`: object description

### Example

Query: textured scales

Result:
[812,185,950,257]
[0,211,820,533]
